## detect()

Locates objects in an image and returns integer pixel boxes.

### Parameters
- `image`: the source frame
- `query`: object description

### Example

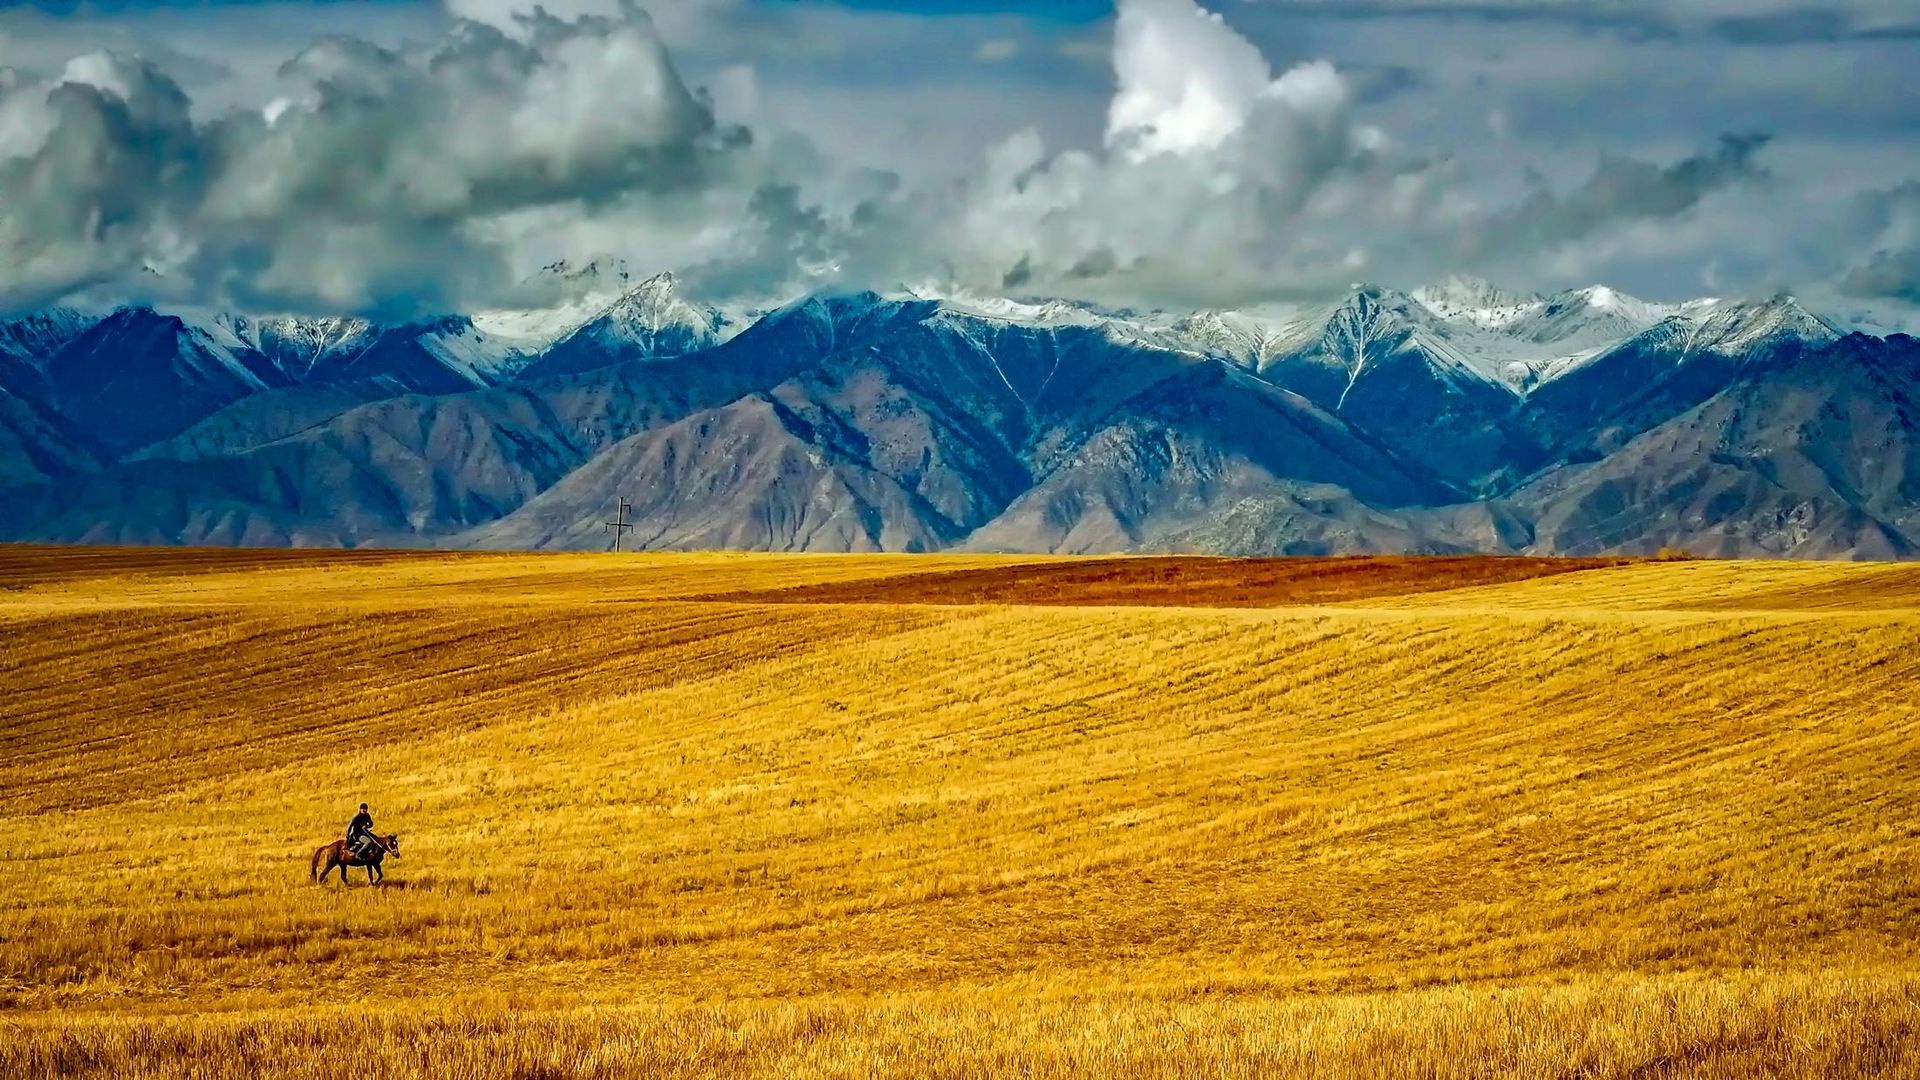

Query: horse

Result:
[311,833,400,886]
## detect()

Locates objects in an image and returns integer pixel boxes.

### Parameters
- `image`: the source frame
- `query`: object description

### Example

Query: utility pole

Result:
[604,497,634,553]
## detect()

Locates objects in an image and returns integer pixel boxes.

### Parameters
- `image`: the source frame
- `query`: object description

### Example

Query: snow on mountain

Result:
[1409,275,1541,331]
[1530,294,1839,387]
[167,307,503,392]
[429,262,649,380]
[1502,286,1674,345]
[0,307,107,367]
[469,297,615,351]
[1320,286,1515,397]
[581,272,736,347]
[4,276,1864,419]
[1142,280,1839,397]
[1679,294,1840,355]
[2,272,1913,559]
[916,291,1115,330]
[518,272,740,379]
[1024,280,1685,396]
[150,262,738,387]
[209,313,379,380]
[1126,286,1528,394]
[1400,280,1685,391]
[466,258,646,366]
[125,309,280,392]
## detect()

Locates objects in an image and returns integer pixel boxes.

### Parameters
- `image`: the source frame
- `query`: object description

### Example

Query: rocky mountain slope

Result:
[0,275,1911,559]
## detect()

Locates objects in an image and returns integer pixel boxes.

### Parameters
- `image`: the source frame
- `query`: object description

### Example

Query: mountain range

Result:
[1,262,1915,559]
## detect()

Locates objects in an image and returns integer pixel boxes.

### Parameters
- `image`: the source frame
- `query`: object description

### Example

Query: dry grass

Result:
[3,547,1919,1077]
[11,976,1920,1079]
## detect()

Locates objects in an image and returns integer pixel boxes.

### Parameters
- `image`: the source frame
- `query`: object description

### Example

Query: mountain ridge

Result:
[0,279,1911,560]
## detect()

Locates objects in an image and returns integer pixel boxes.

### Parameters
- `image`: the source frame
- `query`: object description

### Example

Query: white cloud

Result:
[1107,0,1277,159]
[0,53,202,309]
[855,0,1791,307]
[873,0,1419,306]
[0,4,804,315]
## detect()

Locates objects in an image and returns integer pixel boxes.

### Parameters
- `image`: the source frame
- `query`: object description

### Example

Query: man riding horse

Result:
[313,801,400,886]
[347,803,376,859]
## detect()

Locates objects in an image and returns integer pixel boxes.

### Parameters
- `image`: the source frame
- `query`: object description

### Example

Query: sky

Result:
[0,0,1916,326]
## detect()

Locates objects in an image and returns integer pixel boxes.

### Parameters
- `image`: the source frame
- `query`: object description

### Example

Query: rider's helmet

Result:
[360,803,369,811]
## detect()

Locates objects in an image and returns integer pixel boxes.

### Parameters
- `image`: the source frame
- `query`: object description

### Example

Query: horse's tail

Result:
[311,844,327,882]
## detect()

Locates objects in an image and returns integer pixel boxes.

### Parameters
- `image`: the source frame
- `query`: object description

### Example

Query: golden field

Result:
[4,545,1920,1077]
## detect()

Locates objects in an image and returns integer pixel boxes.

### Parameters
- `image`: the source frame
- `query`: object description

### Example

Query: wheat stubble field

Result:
[4,546,1920,1077]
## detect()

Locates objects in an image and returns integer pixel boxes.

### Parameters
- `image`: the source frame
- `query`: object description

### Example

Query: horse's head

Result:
[381,834,400,859]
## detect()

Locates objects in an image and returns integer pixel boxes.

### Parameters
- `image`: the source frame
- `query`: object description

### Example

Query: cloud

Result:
[1840,182,1920,303]
[0,0,1909,316]
[904,0,1812,307]
[1461,133,1772,263]
[828,0,1770,308]
[0,53,205,310]
[1105,0,1280,159]
[0,2,807,316]
[1845,250,1920,303]
[860,0,1412,306]
[0,8,233,88]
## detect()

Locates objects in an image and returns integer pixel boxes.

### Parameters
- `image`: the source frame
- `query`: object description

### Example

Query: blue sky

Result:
[0,0,1916,324]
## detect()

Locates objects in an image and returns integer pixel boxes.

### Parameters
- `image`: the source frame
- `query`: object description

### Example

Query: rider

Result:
[346,803,376,858]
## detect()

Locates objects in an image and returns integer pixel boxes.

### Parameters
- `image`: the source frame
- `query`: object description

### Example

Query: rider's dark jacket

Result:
[347,810,374,847]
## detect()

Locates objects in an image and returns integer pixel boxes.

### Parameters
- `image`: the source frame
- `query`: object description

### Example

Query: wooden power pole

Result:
[604,497,634,553]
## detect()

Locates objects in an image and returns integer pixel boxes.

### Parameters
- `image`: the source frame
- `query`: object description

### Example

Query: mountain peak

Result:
[1685,292,1839,354]
[926,291,1111,329]
[539,270,734,358]
[1538,284,1665,326]
[1577,285,1624,310]
[1413,275,1535,314]
[611,271,680,305]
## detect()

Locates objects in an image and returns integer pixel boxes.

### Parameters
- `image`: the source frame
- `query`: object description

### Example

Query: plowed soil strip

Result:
[695,555,1635,608]
[0,543,465,586]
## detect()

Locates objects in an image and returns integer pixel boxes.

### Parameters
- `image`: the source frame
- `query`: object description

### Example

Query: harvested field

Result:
[3,546,1917,1077]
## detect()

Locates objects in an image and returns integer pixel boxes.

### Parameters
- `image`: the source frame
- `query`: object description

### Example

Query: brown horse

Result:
[311,834,400,886]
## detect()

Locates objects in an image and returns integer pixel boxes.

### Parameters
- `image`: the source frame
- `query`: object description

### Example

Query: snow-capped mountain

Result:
[0,274,1906,560]
[523,272,739,379]
[0,307,106,369]
[1680,294,1840,355]
[153,261,738,392]
[1131,279,1690,396]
